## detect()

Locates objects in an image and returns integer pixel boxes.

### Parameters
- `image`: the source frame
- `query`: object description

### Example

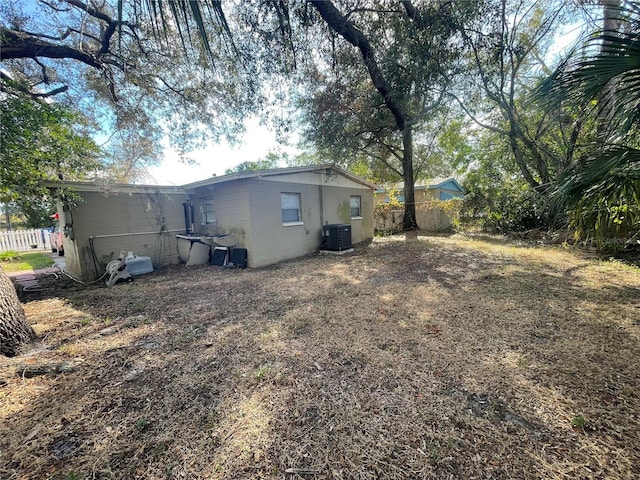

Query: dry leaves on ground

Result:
[1,233,639,480]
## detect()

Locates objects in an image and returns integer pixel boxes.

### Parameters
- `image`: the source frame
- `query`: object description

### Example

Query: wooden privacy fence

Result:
[374,200,462,233]
[0,229,52,252]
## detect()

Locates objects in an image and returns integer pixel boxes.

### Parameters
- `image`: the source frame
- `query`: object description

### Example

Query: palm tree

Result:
[540,2,640,250]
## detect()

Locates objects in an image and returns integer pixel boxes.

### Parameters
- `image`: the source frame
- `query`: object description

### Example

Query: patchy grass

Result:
[1,233,639,479]
[1,251,55,272]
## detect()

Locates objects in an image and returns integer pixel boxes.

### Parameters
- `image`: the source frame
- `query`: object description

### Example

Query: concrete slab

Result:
[49,253,66,270]
[319,248,355,255]
[11,274,34,281]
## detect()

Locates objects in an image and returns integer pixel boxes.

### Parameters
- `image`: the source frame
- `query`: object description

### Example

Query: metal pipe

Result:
[189,203,195,234]
[183,202,190,233]
[89,229,183,239]
[319,173,325,226]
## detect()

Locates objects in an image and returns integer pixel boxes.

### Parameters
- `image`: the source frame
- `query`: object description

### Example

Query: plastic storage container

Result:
[125,256,154,275]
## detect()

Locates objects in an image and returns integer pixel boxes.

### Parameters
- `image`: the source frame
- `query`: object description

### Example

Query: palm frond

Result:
[552,145,640,247]
[120,1,238,63]
[537,29,640,122]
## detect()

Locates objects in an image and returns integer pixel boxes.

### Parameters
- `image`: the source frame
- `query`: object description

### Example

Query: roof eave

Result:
[45,181,186,195]
[181,164,377,190]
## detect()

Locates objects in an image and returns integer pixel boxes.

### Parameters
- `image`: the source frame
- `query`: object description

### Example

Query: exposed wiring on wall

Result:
[89,236,106,277]
[140,191,170,268]
[78,189,180,281]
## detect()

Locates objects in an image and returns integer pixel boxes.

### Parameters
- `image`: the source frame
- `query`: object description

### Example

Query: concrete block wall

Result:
[65,190,185,280]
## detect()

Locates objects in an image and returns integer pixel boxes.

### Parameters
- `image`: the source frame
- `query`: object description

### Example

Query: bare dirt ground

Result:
[1,233,639,480]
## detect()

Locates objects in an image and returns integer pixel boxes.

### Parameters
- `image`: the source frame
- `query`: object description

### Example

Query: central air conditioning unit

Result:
[322,224,352,251]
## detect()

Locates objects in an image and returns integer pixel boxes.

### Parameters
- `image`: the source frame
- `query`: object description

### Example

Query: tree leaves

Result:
[0,97,101,220]
[540,2,640,248]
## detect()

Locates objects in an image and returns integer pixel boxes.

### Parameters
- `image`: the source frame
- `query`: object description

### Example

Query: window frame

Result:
[350,195,362,219]
[200,196,216,225]
[281,192,303,225]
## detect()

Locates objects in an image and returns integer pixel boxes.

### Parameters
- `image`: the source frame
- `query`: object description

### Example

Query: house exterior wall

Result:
[244,174,374,268]
[374,180,464,206]
[246,178,321,268]
[321,185,374,245]
[62,189,185,281]
[374,185,462,232]
[254,171,374,237]
[190,181,253,248]
[376,187,461,205]
[57,167,374,276]
[417,188,437,203]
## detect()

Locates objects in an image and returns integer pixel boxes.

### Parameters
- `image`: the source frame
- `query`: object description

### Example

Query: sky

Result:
[144,118,300,186]
[143,20,584,187]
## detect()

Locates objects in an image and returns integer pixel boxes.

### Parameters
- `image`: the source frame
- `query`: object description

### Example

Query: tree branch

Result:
[358,147,403,177]
[33,85,69,97]
[63,0,113,24]
[62,0,131,55]
[401,0,419,21]
[40,0,71,12]
[449,92,508,136]
[0,70,69,100]
[1,27,102,69]
[311,0,408,130]
[17,27,72,42]
[33,58,50,84]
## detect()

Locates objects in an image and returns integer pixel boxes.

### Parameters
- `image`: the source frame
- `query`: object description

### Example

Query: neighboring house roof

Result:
[375,177,465,194]
[182,164,378,190]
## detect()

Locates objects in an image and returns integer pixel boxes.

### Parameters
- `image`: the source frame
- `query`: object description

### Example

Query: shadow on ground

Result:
[2,234,639,479]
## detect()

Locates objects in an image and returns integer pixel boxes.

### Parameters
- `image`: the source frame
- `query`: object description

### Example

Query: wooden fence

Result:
[0,229,52,252]
[374,200,461,233]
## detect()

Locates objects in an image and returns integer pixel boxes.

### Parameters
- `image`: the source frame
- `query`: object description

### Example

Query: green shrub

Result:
[461,182,549,233]
[0,250,22,261]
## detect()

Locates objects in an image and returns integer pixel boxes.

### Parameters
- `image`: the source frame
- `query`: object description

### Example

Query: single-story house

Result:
[374,178,465,205]
[51,165,376,281]
[374,178,465,232]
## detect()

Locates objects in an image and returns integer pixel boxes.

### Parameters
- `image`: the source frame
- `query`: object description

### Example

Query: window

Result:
[383,194,405,204]
[350,195,362,218]
[281,192,302,224]
[200,197,216,225]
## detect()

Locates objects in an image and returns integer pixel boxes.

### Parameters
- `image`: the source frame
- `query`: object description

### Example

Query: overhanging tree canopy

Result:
[0,96,102,225]
[1,0,251,152]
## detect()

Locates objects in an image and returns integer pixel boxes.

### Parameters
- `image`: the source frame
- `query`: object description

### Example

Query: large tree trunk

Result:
[402,125,418,230]
[311,1,419,230]
[0,267,36,357]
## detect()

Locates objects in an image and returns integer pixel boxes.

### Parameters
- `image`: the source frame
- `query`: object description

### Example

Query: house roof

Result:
[375,177,465,194]
[46,165,377,194]
[181,164,378,190]
[45,180,186,195]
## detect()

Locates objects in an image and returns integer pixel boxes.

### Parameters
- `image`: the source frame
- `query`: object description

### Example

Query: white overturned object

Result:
[106,251,133,287]
[175,234,237,266]
[185,242,210,266]
[212,234,236,248]
[125,255,154,275]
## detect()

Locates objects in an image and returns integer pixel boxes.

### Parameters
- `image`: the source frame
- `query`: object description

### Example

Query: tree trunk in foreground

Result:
[402,125,418,230]
[0,267,36,357]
